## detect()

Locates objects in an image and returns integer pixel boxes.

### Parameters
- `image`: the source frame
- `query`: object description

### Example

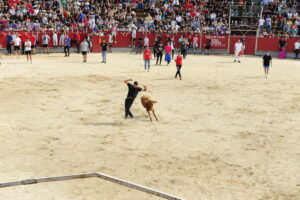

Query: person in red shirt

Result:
[143,46,152,72]
[29,32,36,54]
[175,51,183,80]
[75,31,81,53]
[20,31,29,54]
[165,42,172,65]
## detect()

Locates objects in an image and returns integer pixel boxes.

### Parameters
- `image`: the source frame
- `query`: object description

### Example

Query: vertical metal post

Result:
[255,5,263,55]
[227,5,232,55]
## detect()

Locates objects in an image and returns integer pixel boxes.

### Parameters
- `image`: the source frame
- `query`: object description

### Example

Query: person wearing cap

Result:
[124,79,147,119]
[24,37,32,63]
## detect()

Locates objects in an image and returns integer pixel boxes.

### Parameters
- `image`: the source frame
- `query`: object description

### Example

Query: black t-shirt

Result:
[156,46,164,54]
[263,55,272,66]
[127,83,142,99]
[101,42,108,51]
[279,40,286,48]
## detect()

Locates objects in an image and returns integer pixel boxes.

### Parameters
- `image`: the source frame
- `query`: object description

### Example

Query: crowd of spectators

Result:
[0,0,299,36]
[260,0,300,37]
[0,0,230,35]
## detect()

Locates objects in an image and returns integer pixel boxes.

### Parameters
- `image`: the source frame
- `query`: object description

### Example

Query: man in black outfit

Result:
[155,42,164,65]
[124,79,147,119]
[263,51,272,79]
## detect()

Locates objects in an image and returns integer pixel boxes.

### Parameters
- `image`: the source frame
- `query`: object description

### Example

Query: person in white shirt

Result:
[130,28,136,48]
[24,38,32,63]
[234,40,243,63]
[294,39,300,59]
[144,35,149,47]
[59,32,65,47]
[13,34,21,58]
[108,33,113,53]
[42,32,50,54]
[81,38,89,62]
[259,18,265,32]
[52,31,58,48]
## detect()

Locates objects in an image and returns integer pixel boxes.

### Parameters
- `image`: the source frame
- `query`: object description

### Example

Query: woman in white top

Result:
[24,38,32,63]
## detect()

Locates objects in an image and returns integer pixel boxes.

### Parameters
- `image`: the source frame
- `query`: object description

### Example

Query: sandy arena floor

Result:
[0,52,299,200]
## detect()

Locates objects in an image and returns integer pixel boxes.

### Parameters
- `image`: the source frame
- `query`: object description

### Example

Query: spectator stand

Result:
[229,1,263,35]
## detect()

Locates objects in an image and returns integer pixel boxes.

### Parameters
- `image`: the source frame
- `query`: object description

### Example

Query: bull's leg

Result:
[147,110,152,122]
[152,110,158,121]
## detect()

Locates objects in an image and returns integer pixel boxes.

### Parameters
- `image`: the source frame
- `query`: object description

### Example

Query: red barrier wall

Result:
[0,31,299,55]
[257,37,298,53]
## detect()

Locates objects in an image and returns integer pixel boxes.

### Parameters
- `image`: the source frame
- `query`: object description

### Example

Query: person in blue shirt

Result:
[64,34,71,57]
[6,32,13,55]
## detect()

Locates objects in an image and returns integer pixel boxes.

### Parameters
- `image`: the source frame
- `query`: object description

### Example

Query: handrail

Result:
[0,172,186,200]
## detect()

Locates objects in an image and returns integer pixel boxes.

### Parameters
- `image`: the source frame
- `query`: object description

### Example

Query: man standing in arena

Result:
[75,31,81,53]
[20,31,30,55]
[234,39,243,63]
[124,79,147,119]
[24,37,32,63]
[136,35,143,54]
[6,32,13,55]
[192,34,199,54]
[130,28,136,48]
[81,38,89,62]
[263,51,272,79]
[143,46,152,72]
[294,39,300,59]
[175,51,183,80]
[144,35,149,48]
[59,32,65,47]
[13,33,21,58]
[101,39,108,63]
[42,32,50,54]
[64,34,71,57]
[165,42,172,65]
[52,31,58,48]
[30,32,37,55]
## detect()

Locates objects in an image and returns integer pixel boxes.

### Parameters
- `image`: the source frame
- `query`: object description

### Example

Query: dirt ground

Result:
[0,52,299,200]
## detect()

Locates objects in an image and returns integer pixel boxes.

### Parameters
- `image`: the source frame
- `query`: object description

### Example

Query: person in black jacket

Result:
[155,42,164,65]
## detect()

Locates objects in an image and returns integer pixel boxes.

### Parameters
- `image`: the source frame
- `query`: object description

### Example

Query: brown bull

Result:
[141,95,158,122]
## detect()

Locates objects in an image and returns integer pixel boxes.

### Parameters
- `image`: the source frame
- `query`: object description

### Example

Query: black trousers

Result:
[64,46,70,56]
[125,98,134,118]
[175,65,182,79]
[7,43,12,54]
[172,49,175,59]
[181,49,187,59]
[156,53,163,65]
[22,42,25,54]
[295,49,299,59]
[71,40,80,53]
[75,40,80,53]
